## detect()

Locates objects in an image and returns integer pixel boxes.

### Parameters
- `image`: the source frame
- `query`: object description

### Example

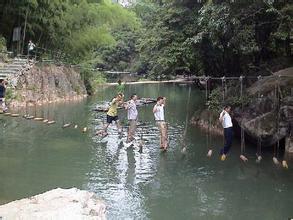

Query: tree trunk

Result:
[285,31,291,57]
[21,8,29,55]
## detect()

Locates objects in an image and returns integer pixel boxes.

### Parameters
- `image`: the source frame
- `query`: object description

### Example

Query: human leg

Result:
[161,122,168,150]
[221,128,233,155]
[127,120,137,143]
[0,98,7,112]
[156,122,163,148]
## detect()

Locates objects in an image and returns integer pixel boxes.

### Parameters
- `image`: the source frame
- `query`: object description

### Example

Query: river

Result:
[0,83,293,220]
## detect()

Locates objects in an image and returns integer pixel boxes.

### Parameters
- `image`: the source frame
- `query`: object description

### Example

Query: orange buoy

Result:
[282,160,288,169]
[240,154,248,162]
[273,157,280,165]
[256,155,262,163]
[207,149,213,157]
[181,146,187,154]
[221,154,226,161]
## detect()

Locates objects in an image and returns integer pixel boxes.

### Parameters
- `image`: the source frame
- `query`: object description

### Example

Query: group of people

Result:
[1,74,234,156]
[96,92,169,151]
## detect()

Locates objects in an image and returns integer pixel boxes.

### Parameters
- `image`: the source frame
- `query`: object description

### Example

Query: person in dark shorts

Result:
[0,79,7,112]
[96,93,124,136]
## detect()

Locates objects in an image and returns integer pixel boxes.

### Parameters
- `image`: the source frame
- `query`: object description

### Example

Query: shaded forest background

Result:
[0,0,292,82]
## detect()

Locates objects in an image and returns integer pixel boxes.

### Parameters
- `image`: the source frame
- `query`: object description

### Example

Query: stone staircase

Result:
[0,58,28,80]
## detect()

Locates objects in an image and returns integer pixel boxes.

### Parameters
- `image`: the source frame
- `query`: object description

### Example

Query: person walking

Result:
[125,94,138,146]
[96,93,124,137]
[153,96,168,151]
[219,105,233,160]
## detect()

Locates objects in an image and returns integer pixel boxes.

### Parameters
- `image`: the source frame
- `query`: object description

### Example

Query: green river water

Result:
[0,83,293,220]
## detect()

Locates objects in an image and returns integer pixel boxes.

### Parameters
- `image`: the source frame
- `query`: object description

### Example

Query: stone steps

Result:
[0,58,28,80]
[0,67,21,72]
[0,70,17,74]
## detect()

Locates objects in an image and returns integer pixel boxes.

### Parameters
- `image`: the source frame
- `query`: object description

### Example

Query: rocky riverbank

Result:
[6,63,87,108]
[0,188,106,220]
[191,67,293,153]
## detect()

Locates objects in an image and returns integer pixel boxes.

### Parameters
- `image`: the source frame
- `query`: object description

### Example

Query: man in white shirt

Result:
[219,105,233,160]
[125,94,138,144]
[28,40,36,59]
[153,96,168,151]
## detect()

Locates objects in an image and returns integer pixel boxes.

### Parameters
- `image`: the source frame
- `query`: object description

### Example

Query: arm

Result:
[153,104,158,113]
[124,101,132,110]
[118,100,125,107]
[219,110,225,122]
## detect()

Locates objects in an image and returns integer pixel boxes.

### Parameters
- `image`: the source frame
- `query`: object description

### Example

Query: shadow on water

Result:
[0,83,293,220]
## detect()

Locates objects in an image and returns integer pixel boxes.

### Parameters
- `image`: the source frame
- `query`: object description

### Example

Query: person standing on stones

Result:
[0,79,7,112]
[219,105,233,160]
[124,94,138,147]
[96,93,124,137]
[153,96,168,151]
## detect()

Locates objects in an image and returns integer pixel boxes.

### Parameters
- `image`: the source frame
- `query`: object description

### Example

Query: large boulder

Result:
[0,188,106,220]
[233,67,293,147]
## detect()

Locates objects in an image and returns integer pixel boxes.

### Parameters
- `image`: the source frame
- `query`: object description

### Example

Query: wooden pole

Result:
[22,8,29,55]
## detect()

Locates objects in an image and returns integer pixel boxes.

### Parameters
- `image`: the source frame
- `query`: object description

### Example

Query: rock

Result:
[0,188,106,220]
[8,64,87,108]
[233,68,293,148]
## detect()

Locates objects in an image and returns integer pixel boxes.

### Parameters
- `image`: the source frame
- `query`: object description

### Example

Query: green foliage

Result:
[131,0,292,78]
[0,36,7,61]
[79,62,106,94]
[0,36,6,52]
[207,83,250,112]
[95,27,140,71]
[0,0,138,63]
[207,88,222,111]
[1,0,292,85]
[5,87,16,101]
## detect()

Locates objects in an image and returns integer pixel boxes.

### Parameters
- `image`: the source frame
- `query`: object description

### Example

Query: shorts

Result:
[107,115,118,124]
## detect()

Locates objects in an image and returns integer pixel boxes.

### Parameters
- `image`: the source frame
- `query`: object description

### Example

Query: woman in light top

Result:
[125,94,138,145]
[219,105,233,160]
[153,96,168,151]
